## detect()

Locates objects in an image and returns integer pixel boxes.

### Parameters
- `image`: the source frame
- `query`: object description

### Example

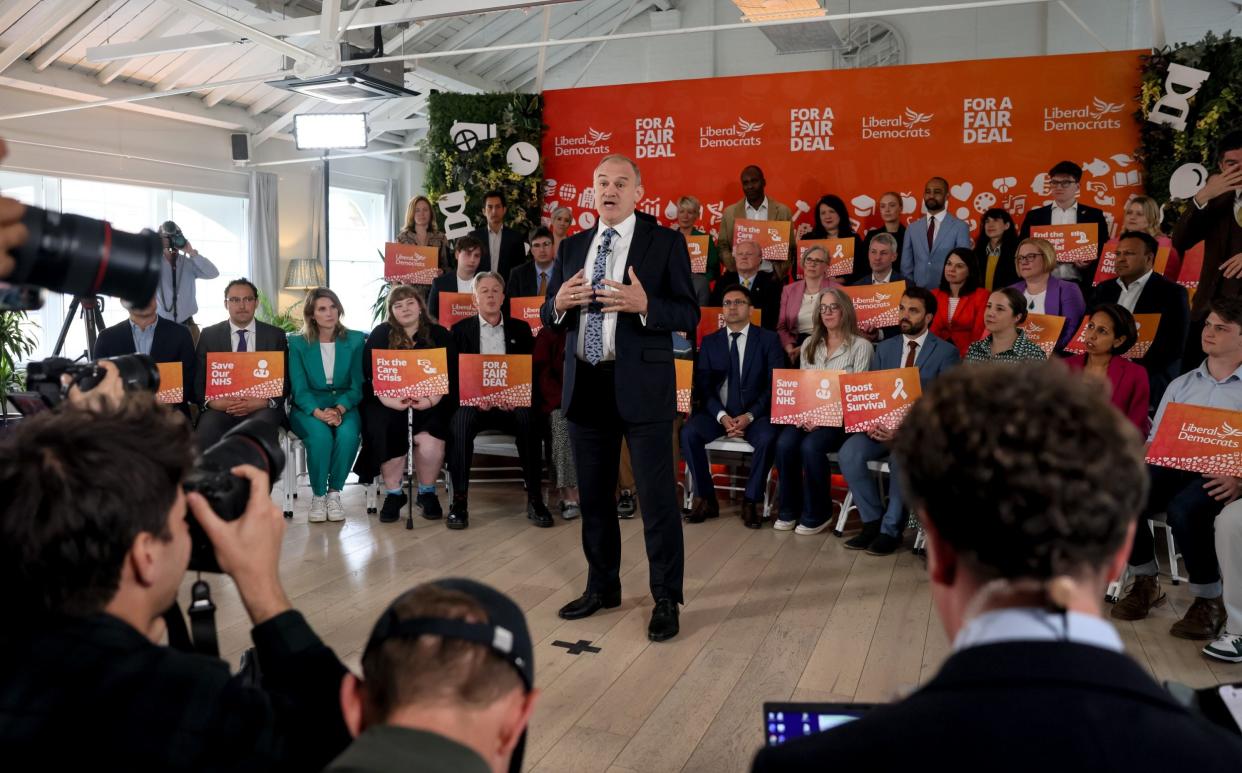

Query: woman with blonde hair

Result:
[1122,194,1182,281]
[674,195,720,304]
[287,287,366,522]
[397,194,450,273]
[550,205,573,253]
[1009,236,1085,353]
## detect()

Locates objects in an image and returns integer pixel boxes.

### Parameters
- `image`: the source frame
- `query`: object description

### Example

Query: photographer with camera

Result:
[0,399,351,771]
[156,220,218,345]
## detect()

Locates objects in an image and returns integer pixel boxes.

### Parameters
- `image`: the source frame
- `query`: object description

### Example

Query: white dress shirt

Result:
[870,269,894,284]
[456,274,476,293]
[744,197,769,221]
[953,608,1124,653]
[479,315,507,355]
[487,227,502,269]
[575,213,638,362]
[228,320,258,352]
[1115,269,1153,313]
[1050,202,1079,226]
[320,341,335,385]
[926,208,947,236]
[716,323,750,422]
[901,329,929,366]
[1023,289,1047,314]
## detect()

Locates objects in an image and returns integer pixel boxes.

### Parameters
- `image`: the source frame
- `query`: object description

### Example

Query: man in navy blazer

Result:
[506,226,557,300]
[469,190,527,280]
[540,154,699,642]
[94,296,195,417]
[839,286,959,556]
[1018,160,1109,291]
[752,364,1242,773]
[681,285,785,529]
[900,177,972,289]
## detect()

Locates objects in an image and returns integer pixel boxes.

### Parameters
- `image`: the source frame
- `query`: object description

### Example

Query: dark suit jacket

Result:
[849,271,909,341]
[710,271,782,331]
[451,315,534,357]
[872,329,959,378]
[94,317,195,413]
[540,216,700,424]
[1019,201,1109,286]
[751,641,1242,772]
[507,260,555,300]
[1092,271,1189,406]
[193,319,289,408]
[470,226,526,280]
[694,325,784,421]
[1172,191,1242,318]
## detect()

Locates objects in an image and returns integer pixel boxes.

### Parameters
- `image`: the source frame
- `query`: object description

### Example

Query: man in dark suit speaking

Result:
[540,154,699,642]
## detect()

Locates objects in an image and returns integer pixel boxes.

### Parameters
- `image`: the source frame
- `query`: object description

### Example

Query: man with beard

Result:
[901,176,973,290]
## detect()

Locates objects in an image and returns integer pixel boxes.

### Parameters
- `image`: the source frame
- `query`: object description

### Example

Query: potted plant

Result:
[0,310,38,423]
[256,291,301,334]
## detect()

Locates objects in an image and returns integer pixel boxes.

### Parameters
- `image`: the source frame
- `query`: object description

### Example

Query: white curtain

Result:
[388,176,402,240]
[248,170,280,299]
[309,165,324,266]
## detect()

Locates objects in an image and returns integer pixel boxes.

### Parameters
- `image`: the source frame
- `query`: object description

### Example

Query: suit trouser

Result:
[839,433,905,537]
[775,425,846,525]
[448,406,541,498]
[195,406,285,451]
[1218,501,1242,633]
[680,410,778,501]
[290,409,361,497]
[1128,465,1225,598]
[569,360,684,604]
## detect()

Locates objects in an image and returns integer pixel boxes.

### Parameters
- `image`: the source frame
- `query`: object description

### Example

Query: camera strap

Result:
[161,578,220,658]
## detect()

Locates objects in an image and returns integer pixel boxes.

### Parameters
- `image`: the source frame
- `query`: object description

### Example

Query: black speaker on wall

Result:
[230,133,250,165]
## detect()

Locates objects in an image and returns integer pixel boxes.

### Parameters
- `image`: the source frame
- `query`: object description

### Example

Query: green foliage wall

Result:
[421,92,545,235]
[1138,32,1241,217]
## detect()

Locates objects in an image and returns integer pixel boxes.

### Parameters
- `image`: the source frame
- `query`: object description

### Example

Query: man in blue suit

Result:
[901,177,973,289]
[839,286,960,555]
[94,295,195,417]
[681,285,785,530]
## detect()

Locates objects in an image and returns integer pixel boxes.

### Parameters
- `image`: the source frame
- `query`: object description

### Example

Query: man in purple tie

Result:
[540,155,699,642]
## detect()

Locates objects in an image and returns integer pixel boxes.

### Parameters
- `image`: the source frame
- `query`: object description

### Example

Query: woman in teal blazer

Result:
[288,287,366,522]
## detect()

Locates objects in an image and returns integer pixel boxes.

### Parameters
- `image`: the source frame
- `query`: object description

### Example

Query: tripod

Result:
[52,295,107,360]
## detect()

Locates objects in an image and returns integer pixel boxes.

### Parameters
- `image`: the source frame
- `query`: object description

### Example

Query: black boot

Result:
[447,494,469,530]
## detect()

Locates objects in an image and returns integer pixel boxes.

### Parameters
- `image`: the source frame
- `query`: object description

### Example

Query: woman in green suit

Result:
[289,287,366,522]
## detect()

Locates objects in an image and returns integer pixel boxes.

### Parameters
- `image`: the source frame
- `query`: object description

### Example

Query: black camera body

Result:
[17,353,159,412]
[184,419,285,574]
[160,221,188,251]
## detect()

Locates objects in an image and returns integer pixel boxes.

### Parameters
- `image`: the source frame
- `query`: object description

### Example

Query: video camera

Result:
[17,353,160,411]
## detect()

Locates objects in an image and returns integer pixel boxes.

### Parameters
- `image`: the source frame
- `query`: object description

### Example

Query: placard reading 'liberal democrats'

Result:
[508,296,545,336]
[384,242,439,285]
[371,348,450,400]
[205,352,284,400]
[839,367,922,432]
[1146,403,1242,478]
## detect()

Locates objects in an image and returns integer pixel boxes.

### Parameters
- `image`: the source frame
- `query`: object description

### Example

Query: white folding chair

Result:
[683,436,777,519]
[832,459,890,537]
[1105,513,1185,603]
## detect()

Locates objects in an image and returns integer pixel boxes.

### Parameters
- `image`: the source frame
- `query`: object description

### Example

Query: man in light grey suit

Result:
[901,177,973,289]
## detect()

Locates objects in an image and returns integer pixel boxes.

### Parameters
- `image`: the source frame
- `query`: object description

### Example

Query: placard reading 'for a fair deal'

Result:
[509,296,544,336]
[156,362,183,404]
[1146,403,1242,478]
[1063,313,1161,359]
[205,352,284,400]
[840,281,905,330]
[458,354,532,409]
[770,368,845,427]
[437,292,478,329]
[1030,223,1098,264]
[696,307,763,345]
[734,218,791,262]
[384,242,439,285]
[1092,239,1172,285]
[798,238,854,277]
[1019,313,1067,356]
[371,348,449,400]
[839,367,921,432]
[675,359,692,414]
[685,235,709,274]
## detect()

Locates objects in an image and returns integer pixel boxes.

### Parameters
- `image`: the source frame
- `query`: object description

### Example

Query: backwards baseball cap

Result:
[362,578,535,773]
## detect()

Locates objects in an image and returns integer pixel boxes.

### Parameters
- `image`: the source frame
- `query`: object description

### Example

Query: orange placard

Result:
[799,238,853,277]
[1030,223,1098,264]
[205,352,284,400]
[438,292,478,328]
[384,242,439,285]
[734,218,791,262]
[686,234,710,274]
[695,306,763,345]
[840,280,905,330]
[509,296,545,336]
[1146,403,1242,478]
[1092,239,1172,285]
[770,368,845,427]
[458,354,532,409]
[839,367,922,432]
[1063,313,1161,359]
[371,348,449,400]
[1178,241,1204,289]
[156,362,183,404]
[1019,313,1067,356]
[675,358,692,413]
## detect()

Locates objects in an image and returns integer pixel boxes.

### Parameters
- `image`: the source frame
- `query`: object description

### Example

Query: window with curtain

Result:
[0,171,248,362]
[328,185,388,332]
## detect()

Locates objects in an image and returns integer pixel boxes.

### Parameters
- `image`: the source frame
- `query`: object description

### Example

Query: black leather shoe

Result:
[742,499,763,529]
[447,495,468,530]
[417,491,442,520]
[844,520,880,550]
[867,532,901,556]
[685,496,720,524]
[558,590,622,620]
[527,498,554,528]
[648,598,680,642]
[617,489,637,519]
[379,492,407,523]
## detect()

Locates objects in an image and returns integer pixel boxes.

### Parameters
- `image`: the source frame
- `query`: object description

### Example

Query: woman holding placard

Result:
[674,195,719,305]
[777,244,842,363]
[288,288,366,523]
[397,195,450,273]
[931,248,989,357]
[1122,195,1182,281]
[1063,303,1151,434]
[773,288,873,535]
[806,194,865,283]
[966,287,1047,363]
[356,285,456,524]
[1010,236,1085,353]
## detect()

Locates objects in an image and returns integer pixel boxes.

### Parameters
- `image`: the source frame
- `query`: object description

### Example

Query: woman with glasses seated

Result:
[1010,236,1085,353]
[1063,303,1151,434]
[965,287,1047,364]
[778,244,842,364]
[773,288,872,535]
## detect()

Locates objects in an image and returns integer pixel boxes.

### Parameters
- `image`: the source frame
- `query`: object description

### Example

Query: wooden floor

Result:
[181,478,1242,773]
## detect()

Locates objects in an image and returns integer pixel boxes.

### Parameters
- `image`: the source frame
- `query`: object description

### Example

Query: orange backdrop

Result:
[541,50,1143,243]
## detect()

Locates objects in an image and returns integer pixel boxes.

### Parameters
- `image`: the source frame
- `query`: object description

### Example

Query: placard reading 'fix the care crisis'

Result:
[205,352,284,400]
[839,367,922,432]
[371,348,449,400]
[1146,403,1242,478]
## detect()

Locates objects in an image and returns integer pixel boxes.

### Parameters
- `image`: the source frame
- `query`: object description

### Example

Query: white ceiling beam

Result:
[509,1,664,87]
[0,1,43,40]
[202,47,280,106]
[320,0,341,42]
[153,41,248,91]
[157,0,328,65]
[371,117,427,133]
[486,1,641,81]
[95,8,199,84]
[457,0,614,71]
[252,95,319,146]
[31,0,125,72]
[0,0,92,75]
[246,87,293,116]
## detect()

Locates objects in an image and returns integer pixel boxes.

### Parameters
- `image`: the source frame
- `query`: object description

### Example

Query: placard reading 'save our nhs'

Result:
[205,352,284,400]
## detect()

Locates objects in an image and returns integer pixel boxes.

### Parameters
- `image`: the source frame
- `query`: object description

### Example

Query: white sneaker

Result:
[794,519,832,536]
[309,495,327,522]
[1203,631,1242,663]
[773,518,797,531]
[326,491,345,522]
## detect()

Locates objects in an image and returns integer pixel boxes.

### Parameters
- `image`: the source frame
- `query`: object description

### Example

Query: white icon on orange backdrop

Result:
[1169,163,1209,200]
[707,201,724,225]
[664,201,679,221]
[891,378,908,400]
[578,211,597,229]
[558,182,577,201]
[950,182,973,201]
[1113,170,1141,187]
[991,176,1017,193]
[956,207,971,220]
[816,379,833,400]
[1082,158,1110,177]
[1031,172,1051,196]
[1111,153,1134,167]
[450,121,496,152]
[902,108,933,128]
[900,193,917,214]
[793,199,812,221]
[254,359,270,378]
[1086,181,1115,207]
[1090,98,1124,119]
[851,194,876,217]
[543,179,557,196]
[973,192,997,213]
[416,358,437,374]
[577,187,595,209]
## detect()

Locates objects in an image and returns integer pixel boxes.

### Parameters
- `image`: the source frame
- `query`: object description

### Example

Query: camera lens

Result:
[11,206,162,306]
